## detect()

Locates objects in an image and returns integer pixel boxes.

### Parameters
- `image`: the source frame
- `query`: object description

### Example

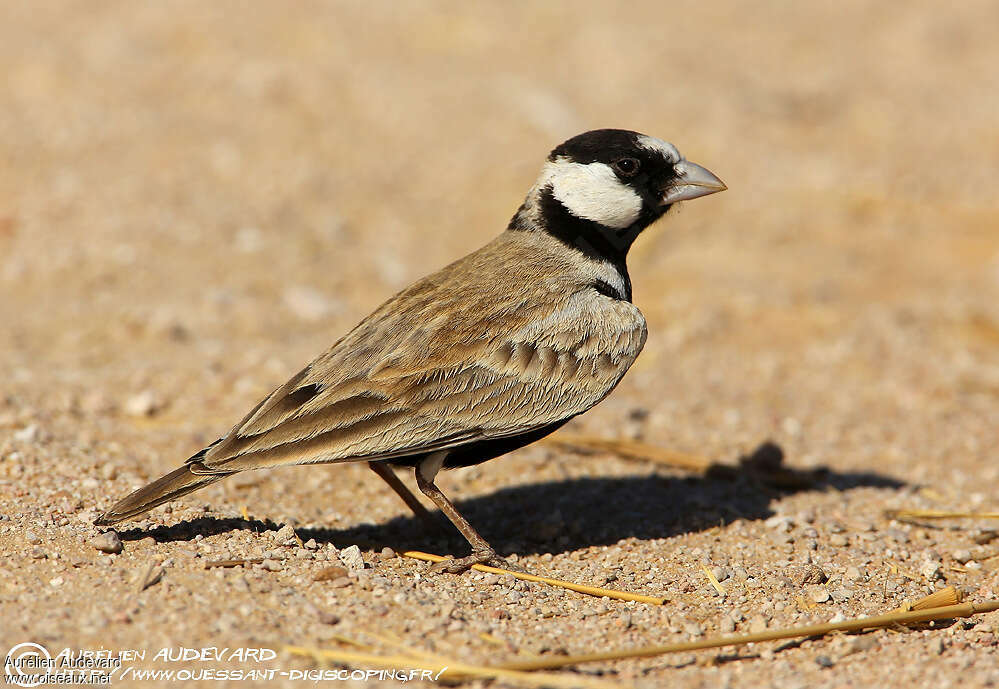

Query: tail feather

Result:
[94,464,233,526]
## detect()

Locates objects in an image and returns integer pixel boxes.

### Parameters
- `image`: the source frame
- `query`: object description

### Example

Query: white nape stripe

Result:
[636,135,681,164]
[541,158,643,229]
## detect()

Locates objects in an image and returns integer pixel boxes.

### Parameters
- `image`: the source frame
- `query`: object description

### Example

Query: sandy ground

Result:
[2,1,998,687]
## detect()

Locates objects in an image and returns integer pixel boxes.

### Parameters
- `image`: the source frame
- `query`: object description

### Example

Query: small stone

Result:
[884,529,909,544]
[14,425,39,443]
[711,566,729,582]
[261,559,283,572]
[765,515,794,532]
[303,539,318,550]
[379,546,397,560]
[283,286,335,321]
[828,534,849,547]
[808,586,831,603]
[25,531,42,545]
[749,615,768,633]
[330,577,352,588]
[828,612,846,624]
[952,549,972,564]
[30,547,47,559]
[339,545,365,570]
[317,610,340,625]
[313,566,349,582]
[920,561,943,581]
[91,531,123,554]
[124,390,160,417]
[815,655,834,668]
[683,621,703,637]
[799,565,828,585]
[720,616,736,633]
[274,524,297,544]
[845,566,864,581]
[99,464,118,480]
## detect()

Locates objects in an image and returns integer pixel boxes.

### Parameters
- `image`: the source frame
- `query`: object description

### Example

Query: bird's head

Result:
[510,129,725,260]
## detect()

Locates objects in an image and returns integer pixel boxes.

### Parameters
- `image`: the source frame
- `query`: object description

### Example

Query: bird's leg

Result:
[415,452,525,574]
[368,462,445,534]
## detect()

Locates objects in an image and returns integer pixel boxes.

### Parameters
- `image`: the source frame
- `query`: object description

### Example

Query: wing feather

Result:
[197,235,648,473]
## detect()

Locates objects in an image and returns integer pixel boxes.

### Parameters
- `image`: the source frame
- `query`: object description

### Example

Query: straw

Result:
[402,550,665,605]
[284,645,620,689]
[543,434,711,472]
[496,599,999,671]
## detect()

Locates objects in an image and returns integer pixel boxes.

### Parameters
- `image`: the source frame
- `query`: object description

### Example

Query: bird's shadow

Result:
[117,441,905,557]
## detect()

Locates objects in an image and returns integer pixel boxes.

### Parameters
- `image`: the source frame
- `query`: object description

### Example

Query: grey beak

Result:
[661,161,727,205]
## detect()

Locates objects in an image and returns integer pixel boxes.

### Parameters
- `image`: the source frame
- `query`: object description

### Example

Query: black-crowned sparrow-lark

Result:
[96,129,726,572]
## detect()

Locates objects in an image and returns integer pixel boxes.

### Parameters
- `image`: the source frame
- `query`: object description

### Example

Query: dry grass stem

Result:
[893,586,962,613]
[403,551,665,604]
[495,600,999,671]
[701,564,727,596]
[543,434,712,472]
[283,645,619,689]
[135,563,163,592]
[886,509,999,522]
[204,557,266,568]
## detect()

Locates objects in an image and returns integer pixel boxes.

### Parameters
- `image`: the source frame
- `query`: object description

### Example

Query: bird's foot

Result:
[431,548,527,575]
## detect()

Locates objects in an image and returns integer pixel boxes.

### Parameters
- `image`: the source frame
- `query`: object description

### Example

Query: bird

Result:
[95,129,726,573]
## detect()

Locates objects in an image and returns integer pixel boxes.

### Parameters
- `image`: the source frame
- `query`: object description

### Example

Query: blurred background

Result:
[3,1,996,488]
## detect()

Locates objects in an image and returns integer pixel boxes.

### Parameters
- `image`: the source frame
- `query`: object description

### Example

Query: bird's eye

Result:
[614,157,640,177]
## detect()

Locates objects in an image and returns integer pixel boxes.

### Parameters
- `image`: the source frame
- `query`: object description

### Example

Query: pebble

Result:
[808,586,831,603]
[26,531,42,545]
[828,534,849,547]
[261,559,283,572]
[124,390,160,417]
[720,616,736,633]
[14,424,39,443]
[919,561,943,581]
[684,621,703,637]
[749,615,768,633]
[317,610,340,625]
[303,539,318,550]
[845,565,864,581]
[30,547,47,559]
[815,655,834,668]
[91,531,123,554]
[339,545,365,570]
[274,524,297,544]
[799,565,828,585]
[952,549,972,564]
[313,566,349,582]
[765,515,794,532]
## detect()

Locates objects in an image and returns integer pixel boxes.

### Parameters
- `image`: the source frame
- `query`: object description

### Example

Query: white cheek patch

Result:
[636,135,681,164]
[542,159,643,229]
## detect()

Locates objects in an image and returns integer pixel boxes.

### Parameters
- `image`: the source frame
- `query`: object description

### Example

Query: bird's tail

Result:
[94,463,232,526]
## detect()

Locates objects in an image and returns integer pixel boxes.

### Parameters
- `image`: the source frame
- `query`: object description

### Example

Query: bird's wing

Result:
[193,285,646,473]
